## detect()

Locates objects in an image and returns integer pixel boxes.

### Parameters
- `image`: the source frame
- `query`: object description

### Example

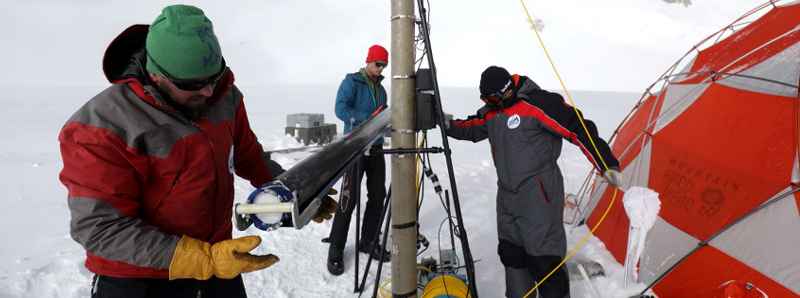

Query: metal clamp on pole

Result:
[393,128,416,134]
[390,14,415,21]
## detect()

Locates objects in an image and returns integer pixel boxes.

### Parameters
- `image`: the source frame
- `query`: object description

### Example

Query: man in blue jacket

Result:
[326,44,390,276]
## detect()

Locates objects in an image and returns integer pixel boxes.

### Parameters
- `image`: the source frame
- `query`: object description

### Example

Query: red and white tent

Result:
[581,1,800,297]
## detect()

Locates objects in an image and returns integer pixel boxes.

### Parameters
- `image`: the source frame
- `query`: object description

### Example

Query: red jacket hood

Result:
[101,25,235,103]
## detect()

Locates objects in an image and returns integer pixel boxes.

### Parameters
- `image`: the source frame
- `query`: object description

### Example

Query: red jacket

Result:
[59,25,273,278]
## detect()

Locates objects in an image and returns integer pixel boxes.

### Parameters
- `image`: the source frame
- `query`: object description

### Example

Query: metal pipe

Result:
[390,0,418,296]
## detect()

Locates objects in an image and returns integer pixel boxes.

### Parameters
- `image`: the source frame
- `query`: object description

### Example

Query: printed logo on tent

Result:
[507,114,521,129]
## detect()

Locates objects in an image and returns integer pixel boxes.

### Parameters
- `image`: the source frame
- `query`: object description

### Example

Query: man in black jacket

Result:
[446,66,624,298]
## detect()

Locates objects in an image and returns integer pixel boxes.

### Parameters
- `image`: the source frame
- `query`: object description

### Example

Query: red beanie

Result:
[366,45,389,63]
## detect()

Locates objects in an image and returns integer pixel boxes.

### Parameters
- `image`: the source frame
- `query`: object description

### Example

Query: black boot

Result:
[327,245,344,276]
[359,241,391,263]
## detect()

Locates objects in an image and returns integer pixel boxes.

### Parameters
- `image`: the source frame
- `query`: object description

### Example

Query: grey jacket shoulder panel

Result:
[66,84,197,158]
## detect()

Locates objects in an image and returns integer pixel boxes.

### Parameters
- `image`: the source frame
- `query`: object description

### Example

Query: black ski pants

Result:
[503,253,570,298]
[328,147,387,252]
[90,274,247,298]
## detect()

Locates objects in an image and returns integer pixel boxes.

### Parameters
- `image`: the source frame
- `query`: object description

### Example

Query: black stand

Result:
[414,1,479,295]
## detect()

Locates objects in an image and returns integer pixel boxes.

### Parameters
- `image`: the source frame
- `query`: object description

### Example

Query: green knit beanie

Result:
[145,5,223,80]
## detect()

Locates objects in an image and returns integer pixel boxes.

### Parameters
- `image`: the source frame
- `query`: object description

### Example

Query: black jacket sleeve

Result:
[262,151,286,177]
[522,89,619,172]
[261,151,293,227]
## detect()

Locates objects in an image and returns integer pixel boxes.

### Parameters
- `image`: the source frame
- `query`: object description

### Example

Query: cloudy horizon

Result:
[1,0,769,92]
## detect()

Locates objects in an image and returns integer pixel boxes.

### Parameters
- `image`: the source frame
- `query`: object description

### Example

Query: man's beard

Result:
[182,95,210,110]
[176,95,210,119]
[155,81,210,118]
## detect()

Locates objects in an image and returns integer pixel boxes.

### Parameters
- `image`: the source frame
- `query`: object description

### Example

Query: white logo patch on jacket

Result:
[507,114,521,129]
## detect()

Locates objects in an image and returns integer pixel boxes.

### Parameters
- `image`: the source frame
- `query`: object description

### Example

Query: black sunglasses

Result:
[375,62,387,68]
[147,53,226,91]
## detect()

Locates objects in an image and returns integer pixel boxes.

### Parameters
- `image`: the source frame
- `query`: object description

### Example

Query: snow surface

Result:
[0,85,649,297]
[661,0,692,7]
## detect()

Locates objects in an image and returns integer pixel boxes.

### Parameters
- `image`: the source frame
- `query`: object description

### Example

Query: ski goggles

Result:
[480,81,512,105]
[147,53,227,91]
[480,92,504,105]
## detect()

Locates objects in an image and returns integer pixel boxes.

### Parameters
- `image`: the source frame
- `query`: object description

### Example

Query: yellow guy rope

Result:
[517,1,621,297]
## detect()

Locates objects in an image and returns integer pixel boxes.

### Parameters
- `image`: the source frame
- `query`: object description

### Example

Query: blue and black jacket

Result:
[335,69,388,144]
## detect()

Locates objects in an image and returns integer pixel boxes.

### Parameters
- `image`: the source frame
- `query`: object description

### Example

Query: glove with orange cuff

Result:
[312,190,338,223]
[169,235,279,280]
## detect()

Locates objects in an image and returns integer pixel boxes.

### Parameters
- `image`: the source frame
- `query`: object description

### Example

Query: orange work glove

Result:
[169,235,279,280]
[312,190,338,223]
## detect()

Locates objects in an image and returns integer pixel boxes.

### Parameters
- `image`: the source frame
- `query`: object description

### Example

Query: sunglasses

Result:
[375,62,387,68]
[147,53,226,91]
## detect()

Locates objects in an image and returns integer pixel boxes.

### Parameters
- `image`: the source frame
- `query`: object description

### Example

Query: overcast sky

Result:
[1,0,769,92]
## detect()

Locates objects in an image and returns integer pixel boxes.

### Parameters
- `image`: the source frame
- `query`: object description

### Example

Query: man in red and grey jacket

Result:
[446,66,625,298]
[59,5,334,298]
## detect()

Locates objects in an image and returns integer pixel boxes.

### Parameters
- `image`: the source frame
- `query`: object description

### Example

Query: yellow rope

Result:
[517,1,621,297]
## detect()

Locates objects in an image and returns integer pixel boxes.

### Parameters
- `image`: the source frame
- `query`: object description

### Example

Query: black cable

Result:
[422,157,457,254]
[424,133,433,170]
[415,51,427,70]
[445,191,457,254]
[416,146,430,257]
[436,216,453,259]
[416,243,430,257]
[417,151,426,213]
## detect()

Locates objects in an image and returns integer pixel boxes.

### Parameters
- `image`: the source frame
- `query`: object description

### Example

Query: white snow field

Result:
[0,85,643,297]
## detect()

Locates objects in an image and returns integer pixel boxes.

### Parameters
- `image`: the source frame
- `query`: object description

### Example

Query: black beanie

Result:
[479,66,511,95]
